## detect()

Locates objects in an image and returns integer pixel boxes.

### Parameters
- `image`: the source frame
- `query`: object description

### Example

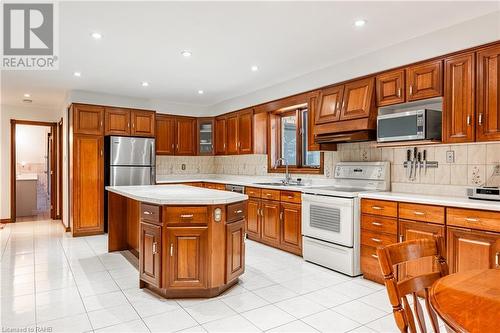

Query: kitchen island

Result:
[106,185,248,298]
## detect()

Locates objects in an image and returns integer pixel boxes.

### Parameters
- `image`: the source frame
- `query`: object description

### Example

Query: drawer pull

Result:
[465,217,479,222]
[371,238,382,243]
[234,209,243,214]
[496,252,499,268]
[413,211,425,216]
[143,211,153,215]
[288,196,293,199]
[180,214,194,219]
[152,242,157,254]
[371,222,382,226]
[266,193,272,196]
[170,243,173,256]
[371,206,383,210]
[371,254,379,259]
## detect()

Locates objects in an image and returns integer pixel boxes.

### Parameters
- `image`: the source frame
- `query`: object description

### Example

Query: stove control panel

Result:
[334,163,388,180]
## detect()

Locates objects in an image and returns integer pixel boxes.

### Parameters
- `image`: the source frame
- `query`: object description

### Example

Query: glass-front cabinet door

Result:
[197,118,214,155]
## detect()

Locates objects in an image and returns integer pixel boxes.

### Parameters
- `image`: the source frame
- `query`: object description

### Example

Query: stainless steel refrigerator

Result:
[106,136,156,186]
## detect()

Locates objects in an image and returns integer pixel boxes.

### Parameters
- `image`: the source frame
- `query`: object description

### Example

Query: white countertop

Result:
[359,192,500,212]
[106,184,248,205]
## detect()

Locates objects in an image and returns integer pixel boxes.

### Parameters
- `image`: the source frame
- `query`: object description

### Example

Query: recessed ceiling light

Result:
[354,19,366,27]
[181,50,192,57]
[251,65,259,72]
[198,90,204,95]
[91,32,102,40]
[73,71,81,77]
[141,81,149,87]
[23,93,31,98]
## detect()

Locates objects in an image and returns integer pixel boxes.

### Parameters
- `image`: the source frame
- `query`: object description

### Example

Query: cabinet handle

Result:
[280,211,283,221]
[235,209,243,214]
[342,100,346,110]
[170,243,173,257]
[496,252,499,268]
[176,144,179,150]
[171,144,174,149]
[409,85,413,95]
[371,206,383,210]
[413,211,425,216]
[100,149,103,156]
[260,208,263,217]
[371,254,379,259]
[397,88,401,98]
[132,122,135,128]
[100,120,103,128]
[399,235,403,242]
[288,195,294,199]
[143,211,153,215]
[371,222,382,226]
[128,122,130,128]
[152,242,157,254]
[336,101,340,110]
[466,115,471,126]
[478,113,483,125]
[465,217,479,222]
[371,238,382,243]
[180,214,194,219]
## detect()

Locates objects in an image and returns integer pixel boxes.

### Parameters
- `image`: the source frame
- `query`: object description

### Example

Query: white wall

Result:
[0,104,64,220]
[16,125,51,165]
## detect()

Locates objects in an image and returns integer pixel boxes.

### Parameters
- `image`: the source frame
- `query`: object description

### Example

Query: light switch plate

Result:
[446,150,455,163]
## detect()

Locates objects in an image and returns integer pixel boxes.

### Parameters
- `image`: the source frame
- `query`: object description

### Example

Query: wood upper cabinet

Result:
[105,108,131,136]
[447,227,500,273]
[246,198,261,240]
[476,44,500,141]
[261,200,280,246]
[307,93,320,151]
[139,222,162,287]
[175,117,196,155]
[197,118,214,156]
[406,60,443,101]
[376,69,405,106]
[226,219,245,283]
[238,109,253,154]
[443,52,475,143]
[340,77,375,120]
[155,115,176,155]
[131,110,155,137]
[226,114,239,155]
[72,134,104,236]
[316,85,344,124]
[214,117,227,155]
[73,104,104,135]
[167,227,208,289]
[398,220,445,281]
[280,203,302,255]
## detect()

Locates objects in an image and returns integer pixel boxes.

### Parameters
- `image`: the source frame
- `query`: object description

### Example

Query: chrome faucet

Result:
[276,158,291,185]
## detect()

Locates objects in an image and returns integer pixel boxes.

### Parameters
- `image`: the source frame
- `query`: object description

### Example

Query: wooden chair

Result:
[376,235,448,333]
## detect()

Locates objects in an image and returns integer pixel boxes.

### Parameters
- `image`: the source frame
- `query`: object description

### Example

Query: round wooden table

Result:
[430,269,500,333]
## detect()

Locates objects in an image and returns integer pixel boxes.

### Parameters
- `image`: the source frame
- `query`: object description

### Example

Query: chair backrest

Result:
[376,235,448,333]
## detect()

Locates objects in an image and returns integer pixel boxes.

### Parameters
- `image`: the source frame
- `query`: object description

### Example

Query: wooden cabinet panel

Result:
[175,117,196,155]
[280,203,302,255]
[73,104,104,135]
[446,208,500,233]
[167,227,208,288]
[227,201,246,223]
[156,115,176,155]
[245,187,262,198]
[280,191,301,204]
[477,44,500,141]
[361,214,397,234]
[246,198,261,240]
[443,52,475,143]
[261,189,280,201]
[72,135,104,235]
[238,110,253,154]
[226,114,239,155]
[376,69,405,106]
[447,227,500,273]
[361,245,384,284]
[398,203,445,224]
[214,117,227,155]
[398,220,445,281]
[140,203,161,225]
[316,85,344,124]
[204,183,226,191]
[165,206,208,225]
[105,108,131,135]
[261,200,280,246]
[139,222,162,287]
[361,229,397,248]
[307,93,320,151]
[361,199,397,217]
[131,110,155,137]
[226,219,245,282]
[340,77,375,121]
[406,60,443,101]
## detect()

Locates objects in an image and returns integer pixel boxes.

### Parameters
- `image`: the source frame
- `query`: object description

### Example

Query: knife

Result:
[412,147,418,181]
[406,149,411,179]
[423,150,427,175]
[417,152,422,179]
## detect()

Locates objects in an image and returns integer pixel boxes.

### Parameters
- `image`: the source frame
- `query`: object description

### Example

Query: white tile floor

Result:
[1,220,408,333]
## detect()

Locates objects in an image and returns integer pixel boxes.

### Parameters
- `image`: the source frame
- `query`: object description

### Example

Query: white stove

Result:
[301,162,390,276]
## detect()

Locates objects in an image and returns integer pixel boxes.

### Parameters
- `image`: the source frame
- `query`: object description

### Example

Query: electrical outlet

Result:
[181,163,186,170]
[446,150,455,163]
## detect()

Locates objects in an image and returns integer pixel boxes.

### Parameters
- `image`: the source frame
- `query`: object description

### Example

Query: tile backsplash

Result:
[156,141,500,197]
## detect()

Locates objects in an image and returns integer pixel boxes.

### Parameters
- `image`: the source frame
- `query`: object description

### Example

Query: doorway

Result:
[10,120,62,222]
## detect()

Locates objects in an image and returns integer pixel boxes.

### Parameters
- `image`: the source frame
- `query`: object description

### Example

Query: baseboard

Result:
[0,218,12,223]
[60,220,70,232]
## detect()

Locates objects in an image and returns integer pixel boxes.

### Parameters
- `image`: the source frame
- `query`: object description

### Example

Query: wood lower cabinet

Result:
[105,107,131,135]
[131,110,155,137]
[167,227,208,289]
[447,227,500,273]
[72,104,104,135]
[140,222,162,287]
[406,60,443,101]
[280,203,302,255]
[175,117,197,155]
[72,134,104,236]
[443,52,475,143]
[214,117,227,155]
[398,220,445,281]
[376,69,405,107]
[156,115,176,155]
[477,44,500,141]
[246,198,261,240]
[226,220,245,282]
[261,200,281,247]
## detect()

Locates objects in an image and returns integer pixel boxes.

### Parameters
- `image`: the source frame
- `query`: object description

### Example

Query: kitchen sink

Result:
[253,182,307,187]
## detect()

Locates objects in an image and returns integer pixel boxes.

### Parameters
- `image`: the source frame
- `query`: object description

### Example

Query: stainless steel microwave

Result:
[377,109,442,142]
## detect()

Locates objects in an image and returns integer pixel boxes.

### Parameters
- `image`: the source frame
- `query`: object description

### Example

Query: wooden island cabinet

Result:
[107,185,247,298]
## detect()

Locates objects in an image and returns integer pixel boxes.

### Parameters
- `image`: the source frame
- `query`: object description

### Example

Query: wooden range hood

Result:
[315,130,376,143]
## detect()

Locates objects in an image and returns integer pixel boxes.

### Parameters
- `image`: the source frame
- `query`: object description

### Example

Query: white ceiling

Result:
[2,1,499,112]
